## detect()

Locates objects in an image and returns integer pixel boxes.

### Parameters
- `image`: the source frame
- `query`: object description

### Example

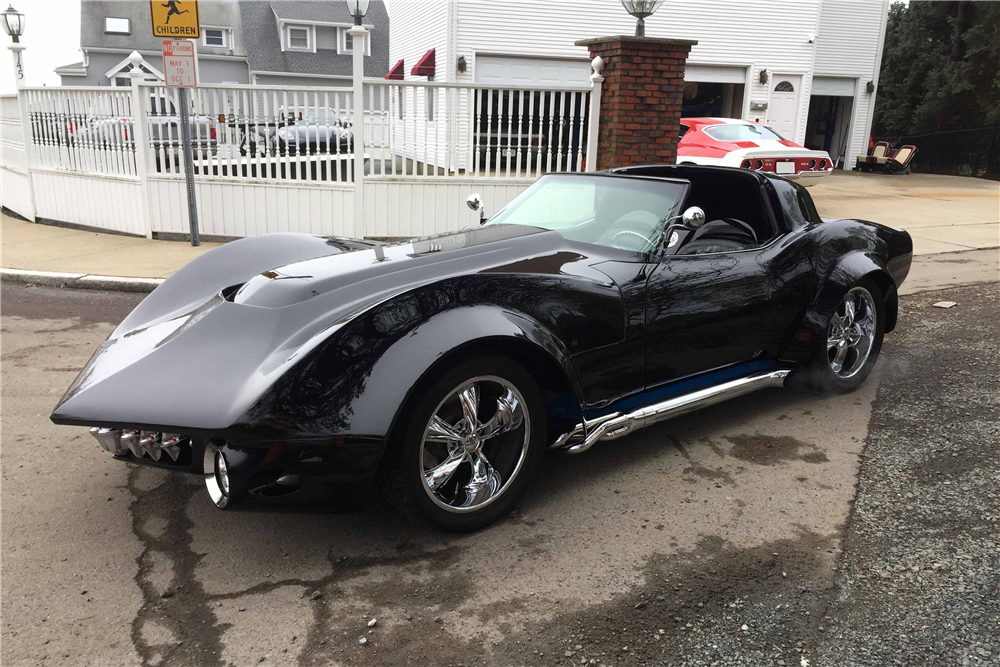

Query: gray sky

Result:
[1,0,81,93]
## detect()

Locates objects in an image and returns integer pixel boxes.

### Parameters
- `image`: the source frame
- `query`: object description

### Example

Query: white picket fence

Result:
[1,57,602,240]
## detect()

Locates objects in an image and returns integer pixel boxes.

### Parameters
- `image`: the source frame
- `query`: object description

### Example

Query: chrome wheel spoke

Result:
[458,384,479,432]
[830,340,850,372]
[459,450,501,508]
[477,389,523,440]
[426,415,464,443]
[425,449,467,491]
[842,298,856,326]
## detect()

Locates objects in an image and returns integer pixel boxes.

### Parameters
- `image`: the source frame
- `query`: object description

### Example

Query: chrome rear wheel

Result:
[827,286,877,379]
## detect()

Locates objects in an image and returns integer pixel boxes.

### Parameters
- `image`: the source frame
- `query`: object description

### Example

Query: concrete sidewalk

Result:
[1,171,996,286]
[1,214,221,279]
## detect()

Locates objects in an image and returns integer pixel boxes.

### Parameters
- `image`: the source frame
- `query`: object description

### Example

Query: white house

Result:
[386,0,889,170]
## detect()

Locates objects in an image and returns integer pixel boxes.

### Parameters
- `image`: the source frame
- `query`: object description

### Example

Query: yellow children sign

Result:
[150,0,200,38]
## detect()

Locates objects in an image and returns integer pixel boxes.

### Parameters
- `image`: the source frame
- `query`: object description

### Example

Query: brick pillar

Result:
[576,36,697,171]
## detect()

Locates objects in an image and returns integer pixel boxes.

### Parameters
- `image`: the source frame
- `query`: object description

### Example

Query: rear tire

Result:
[790,277,885,394]
[379,355,546,531]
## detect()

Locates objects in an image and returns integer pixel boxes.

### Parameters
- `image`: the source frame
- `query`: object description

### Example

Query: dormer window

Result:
[340,27,369,55]
[202,27,229,48]
[285,24,313,52]
[104,17,130,35]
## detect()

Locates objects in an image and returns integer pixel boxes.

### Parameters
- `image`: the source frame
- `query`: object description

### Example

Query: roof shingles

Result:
[240,1,388,78]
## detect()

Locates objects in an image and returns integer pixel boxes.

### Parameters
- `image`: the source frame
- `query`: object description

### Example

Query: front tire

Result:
[792,278,886,394]
[380,355,547,531]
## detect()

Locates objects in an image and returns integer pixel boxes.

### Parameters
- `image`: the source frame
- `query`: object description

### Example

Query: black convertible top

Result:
[609,164,823,231]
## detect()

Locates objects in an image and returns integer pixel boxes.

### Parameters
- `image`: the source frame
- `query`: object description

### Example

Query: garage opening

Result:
[805,77,856,169]
[683,65,747,119]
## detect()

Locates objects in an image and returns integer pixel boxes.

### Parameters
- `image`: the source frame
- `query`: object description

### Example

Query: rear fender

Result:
[781,251,895,364]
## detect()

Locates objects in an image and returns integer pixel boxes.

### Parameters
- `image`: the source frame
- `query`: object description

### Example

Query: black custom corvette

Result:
[52,165,912,530]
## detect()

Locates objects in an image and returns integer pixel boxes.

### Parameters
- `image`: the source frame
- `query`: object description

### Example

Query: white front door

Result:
[766,75,802,141]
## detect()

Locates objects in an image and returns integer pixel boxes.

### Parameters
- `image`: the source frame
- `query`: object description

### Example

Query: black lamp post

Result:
[345,0,370,26]
[1,4,25,43]
[620,0,664,37]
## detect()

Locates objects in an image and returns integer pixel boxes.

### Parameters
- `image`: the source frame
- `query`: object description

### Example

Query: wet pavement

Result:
[1,267,996,666]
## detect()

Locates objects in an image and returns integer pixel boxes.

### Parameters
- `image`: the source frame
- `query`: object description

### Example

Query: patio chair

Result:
[883,144,918,174]
[855,141,890,171]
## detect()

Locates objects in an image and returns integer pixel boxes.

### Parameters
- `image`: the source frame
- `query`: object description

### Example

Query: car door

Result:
[643,246,776,386]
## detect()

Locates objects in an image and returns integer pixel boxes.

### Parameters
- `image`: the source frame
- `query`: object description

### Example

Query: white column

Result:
[585,56,604,173]
[128,51,155,239]
[350,25,367,239]
[8,43,37,221]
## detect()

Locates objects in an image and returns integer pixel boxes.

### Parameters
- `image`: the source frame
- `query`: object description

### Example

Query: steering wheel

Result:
[609,229,653,250]
[604,211,660,251]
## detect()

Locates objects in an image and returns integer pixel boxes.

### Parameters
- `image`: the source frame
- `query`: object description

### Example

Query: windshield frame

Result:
[485,172,690,258]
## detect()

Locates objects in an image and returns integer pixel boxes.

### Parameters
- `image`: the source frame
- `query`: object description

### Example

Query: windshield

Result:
[486,174,687,253]
[705,123,787,142]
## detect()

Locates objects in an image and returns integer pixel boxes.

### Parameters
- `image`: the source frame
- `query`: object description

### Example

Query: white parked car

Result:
[678,117,833,180]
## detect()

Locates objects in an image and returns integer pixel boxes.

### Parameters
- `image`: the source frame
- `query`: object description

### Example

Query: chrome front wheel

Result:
[419,376,530,514]
[827,286,877,379]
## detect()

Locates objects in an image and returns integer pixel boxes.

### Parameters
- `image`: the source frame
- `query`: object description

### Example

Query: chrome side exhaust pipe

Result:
[552,370,791,454]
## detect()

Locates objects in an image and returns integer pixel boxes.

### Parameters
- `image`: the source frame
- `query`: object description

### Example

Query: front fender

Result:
[781,250,894,364]
[236,274,617,446]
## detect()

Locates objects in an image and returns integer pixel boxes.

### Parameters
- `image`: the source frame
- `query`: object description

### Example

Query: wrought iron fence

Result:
[874,126,1000,181]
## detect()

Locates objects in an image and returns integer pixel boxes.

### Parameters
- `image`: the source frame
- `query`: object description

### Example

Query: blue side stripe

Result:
[585,359,776,420]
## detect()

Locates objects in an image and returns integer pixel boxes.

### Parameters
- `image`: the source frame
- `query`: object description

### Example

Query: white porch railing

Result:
[363,79,592,178]
[1,54,604,240]
[22,86,137,177]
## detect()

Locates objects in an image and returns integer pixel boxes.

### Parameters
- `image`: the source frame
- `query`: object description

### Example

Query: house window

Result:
[203,28,228,48]
[340,28,368,55]
[286,25,312,51]
[105,17,130,34]
[774,81,794,92]
[114,76,131,87]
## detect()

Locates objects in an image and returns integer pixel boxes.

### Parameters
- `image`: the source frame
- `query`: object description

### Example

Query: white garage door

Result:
[685,64,747,84]
[474,55,591,87]
[812,76,856,97]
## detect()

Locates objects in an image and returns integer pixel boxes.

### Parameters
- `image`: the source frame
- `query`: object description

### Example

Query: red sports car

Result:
[678,117,834,180]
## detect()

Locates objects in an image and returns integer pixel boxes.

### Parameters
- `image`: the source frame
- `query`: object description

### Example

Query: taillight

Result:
[210,126,217,140]
[740,159,752,169]
[818,159,827,169]
[218,113,226,123]
[121,119,129,140]
[753,159,763,169]
[808,159,817,169]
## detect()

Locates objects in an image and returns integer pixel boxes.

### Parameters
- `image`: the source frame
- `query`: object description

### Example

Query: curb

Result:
[1,268,164,293]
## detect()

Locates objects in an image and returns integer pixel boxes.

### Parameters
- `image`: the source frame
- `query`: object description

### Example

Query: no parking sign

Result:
[161,39,197,87]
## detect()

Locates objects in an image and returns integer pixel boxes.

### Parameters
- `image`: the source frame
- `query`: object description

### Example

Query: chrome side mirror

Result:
[466,193,487,224]
[681,206,706,228]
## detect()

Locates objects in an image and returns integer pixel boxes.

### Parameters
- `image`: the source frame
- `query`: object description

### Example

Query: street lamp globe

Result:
[620,0,664,37]
[345,0,370,26]
[1,5,25,43]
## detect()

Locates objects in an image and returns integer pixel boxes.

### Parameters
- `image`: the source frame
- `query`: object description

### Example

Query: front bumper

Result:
[87,427,384,507]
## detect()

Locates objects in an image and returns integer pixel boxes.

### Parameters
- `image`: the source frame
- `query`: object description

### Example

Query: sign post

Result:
[161,38,200,246]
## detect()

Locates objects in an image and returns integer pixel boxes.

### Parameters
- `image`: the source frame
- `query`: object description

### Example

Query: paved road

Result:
[1,252,996,667]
